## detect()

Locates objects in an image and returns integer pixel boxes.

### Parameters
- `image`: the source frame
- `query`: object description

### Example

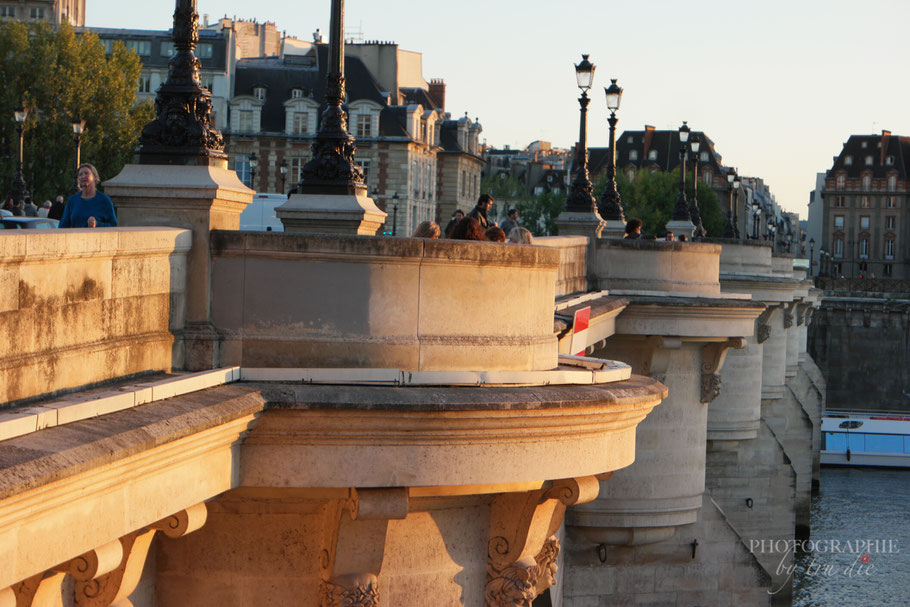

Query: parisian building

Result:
[820,130,907,278]
[0,0,84,26]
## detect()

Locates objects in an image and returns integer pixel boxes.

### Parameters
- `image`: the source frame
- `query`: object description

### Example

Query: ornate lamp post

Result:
[563,54,598,215]
[767,219,777,251]
[723,171,737,238]
[298,0,364,195]
[600,78,624,222]
[732,177,741,238]
[670,121,692,223]
[751,200,761,239]
[688,132,705,237]
[248,153,258,190]
[391,192,399,235]
[279,158,288,194]
[9,104,28,204]
[137,0,226,166]
[809,238,815,275]
[71,117,85,170]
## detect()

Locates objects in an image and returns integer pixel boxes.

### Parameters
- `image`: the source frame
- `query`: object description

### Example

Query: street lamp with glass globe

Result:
[688,132,704,237]
[670,121,692,222]
[248,152,258,190]
[751,200,761,239]
[723,171,737,238]
[564,54,599,216]
[600,78,624,222]
[10,104,28,204]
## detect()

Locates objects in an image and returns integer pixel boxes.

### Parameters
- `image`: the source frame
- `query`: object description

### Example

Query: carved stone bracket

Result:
[318,488,409,607]
[486,477,598,606]
[796,303,810,327]
[783,301,798,329]
[755,305,777,344]
[700,338,747,404]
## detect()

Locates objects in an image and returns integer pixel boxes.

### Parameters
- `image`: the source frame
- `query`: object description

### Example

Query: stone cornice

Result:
[614,298,764,338]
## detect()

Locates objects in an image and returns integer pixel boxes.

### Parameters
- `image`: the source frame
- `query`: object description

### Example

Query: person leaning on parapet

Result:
[444,209,464,238]
[59,163,117,228]
[467,193,495,230]
[450,216,487,241]
[664,231,675,242]
[48,195,66,221]
[624,217,642,239]
[23,196,38,217]
[485,226,507,242]
[508,226,533,245]
[412,221,440,239]
[499,208,519,235]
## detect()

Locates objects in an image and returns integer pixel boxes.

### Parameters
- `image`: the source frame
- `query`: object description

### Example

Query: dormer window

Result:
[699,151,708,162]
[291,89,304,99]
[861,141,868,148]
[865,156,874,166]
[629,150,638,161]
[647,150,657,161]
[253,87,266,101]
[844,155,853,166]
[886,155,895,166]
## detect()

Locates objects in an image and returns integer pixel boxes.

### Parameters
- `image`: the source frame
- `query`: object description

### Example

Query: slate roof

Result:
[607,128,727,178]
[828,132,910,178]
[233,45,387,133]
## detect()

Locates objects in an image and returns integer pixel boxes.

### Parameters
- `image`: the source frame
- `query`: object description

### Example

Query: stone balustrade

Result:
[0,228,191,405]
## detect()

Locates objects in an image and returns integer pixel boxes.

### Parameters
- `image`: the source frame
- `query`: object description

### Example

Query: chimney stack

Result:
[429,79,446,111]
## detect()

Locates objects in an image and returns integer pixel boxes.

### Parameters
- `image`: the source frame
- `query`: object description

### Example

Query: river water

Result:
[793,467,910,606]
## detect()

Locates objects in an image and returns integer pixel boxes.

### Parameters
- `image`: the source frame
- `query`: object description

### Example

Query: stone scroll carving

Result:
[700,338,747,404]
[783,301,798,329]
[485,477,598,606]
[755,306,777,344]
[320,573,380,607]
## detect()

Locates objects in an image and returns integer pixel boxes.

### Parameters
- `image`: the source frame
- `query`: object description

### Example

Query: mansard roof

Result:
[829,132,910,178]
[602,127,726,177]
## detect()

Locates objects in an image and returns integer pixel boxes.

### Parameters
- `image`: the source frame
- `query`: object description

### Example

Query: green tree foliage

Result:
[0,21,153,202]
[481,174,565,236]
[595,169,726,237]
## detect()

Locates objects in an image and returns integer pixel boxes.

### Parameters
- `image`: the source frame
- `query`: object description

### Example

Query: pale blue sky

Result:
[85,0,910,217]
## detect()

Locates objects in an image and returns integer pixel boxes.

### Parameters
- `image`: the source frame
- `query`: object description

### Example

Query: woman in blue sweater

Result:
[58,163,117,228]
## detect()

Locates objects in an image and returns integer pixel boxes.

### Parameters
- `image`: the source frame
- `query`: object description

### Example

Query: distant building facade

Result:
[0,0,84,27]
[225,39,482,235]
[482,140,570,196]
[821,130,908,278]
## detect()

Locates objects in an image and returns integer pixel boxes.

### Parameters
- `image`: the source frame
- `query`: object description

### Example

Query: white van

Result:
[239,193,286,232]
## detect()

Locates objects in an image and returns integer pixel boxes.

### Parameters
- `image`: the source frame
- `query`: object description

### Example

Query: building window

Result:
[862,175,871,189]
[885,239,895,260]
[161,42,176,57]
[138,75,151,93]
[861,196,871,208]
[700,151,708,162]
[293,112,308,135]
[253,87,266,101]
[834,238,844,258]
[844,155,853,166]
[865,156,874,166]
[859,238,869,259]
[291,89,304,99]
[834,196,846,208]
[414,161,420,197]
[290,157,305,184]
[0,7,15,17]
[887,216,896,230]
[356,114,373,138]
[29,6,44,19]
[834,215,844,228]
[358,159,371,188]
[626,136,634,144]
[238,110,253,132]
[884,263,893,276]
[627,169,635,181]
[860,216,870,229]
[647,149,658,161]
[125,40,151,56]
[888,175,897,190]
[887,156,895,166]
[703,170,712,185]
[234,158,251,187]
[460,170,466,198]
[196,43,213,59]
[202,77,214,92]
[888,196,897,208]
[836,174,845,189]
[629,150,638,161]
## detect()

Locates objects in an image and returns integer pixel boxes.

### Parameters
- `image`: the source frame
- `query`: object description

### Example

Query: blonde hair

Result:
[508,226,533,245]
[78,163,101,184]
[411,221,441,239]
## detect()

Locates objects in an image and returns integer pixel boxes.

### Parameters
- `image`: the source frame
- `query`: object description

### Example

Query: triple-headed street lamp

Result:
[10,104,28,204]
[600,78,624,222]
